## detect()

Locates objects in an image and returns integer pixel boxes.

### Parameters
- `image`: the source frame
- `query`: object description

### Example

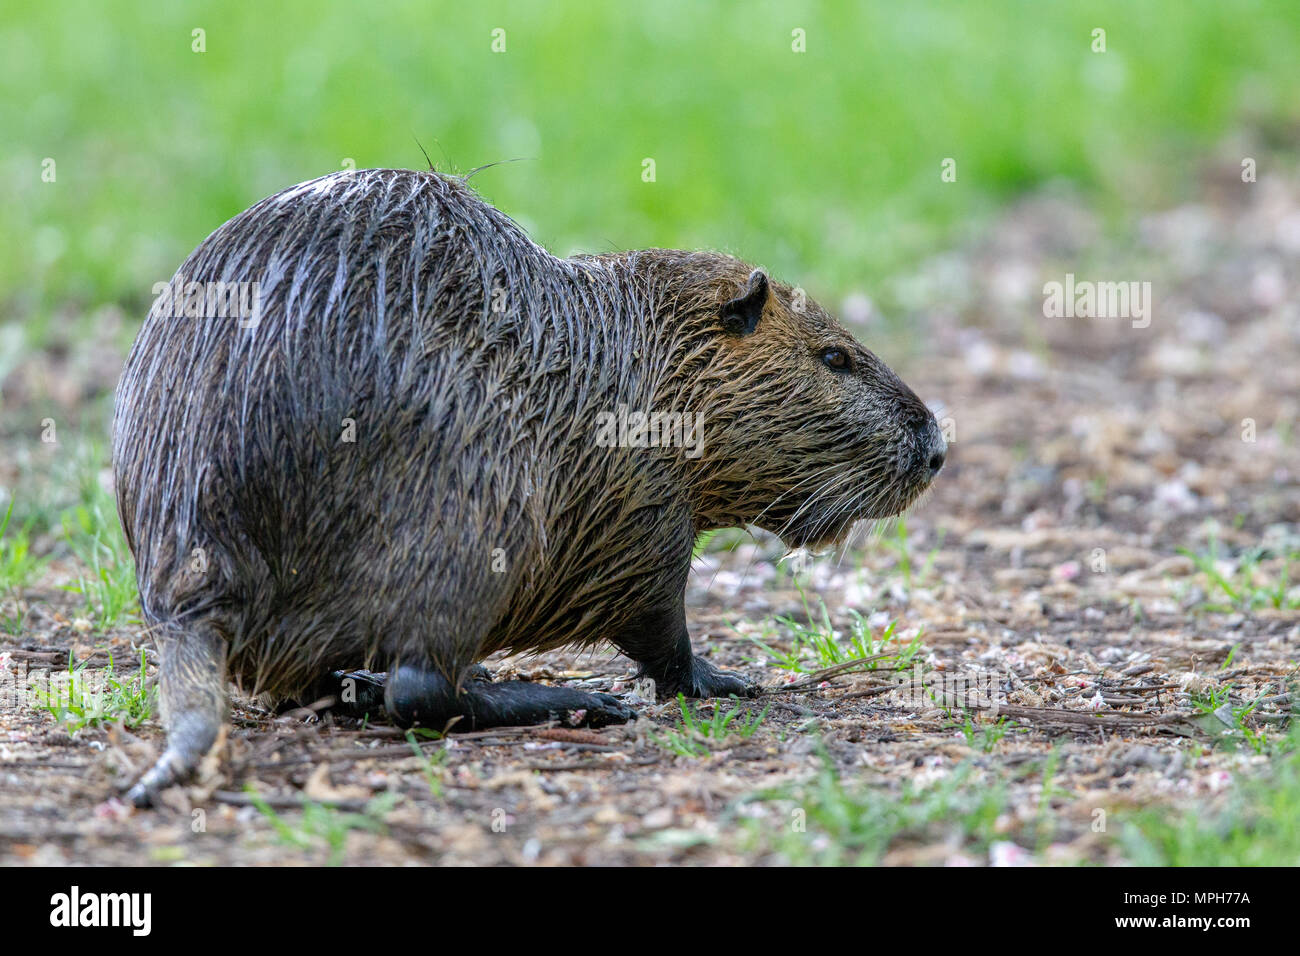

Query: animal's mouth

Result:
[780,467,937,550]
[767,424,947,550]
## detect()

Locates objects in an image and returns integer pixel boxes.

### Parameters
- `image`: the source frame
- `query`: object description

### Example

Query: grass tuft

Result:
[1179,530,1300,613]
[650,695,768,757]
[246,789,398,866]
[32,648,155,733]
[749,588,923,675]
[59,490,139,633]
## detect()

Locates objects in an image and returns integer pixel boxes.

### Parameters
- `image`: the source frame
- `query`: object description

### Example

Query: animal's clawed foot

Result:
[125,780,159,808]
[654,654,759,701]
[123,735,220,808]
[573,691,639,727]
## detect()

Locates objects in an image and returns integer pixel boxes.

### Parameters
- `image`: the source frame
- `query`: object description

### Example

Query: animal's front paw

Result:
[658,655,759,700]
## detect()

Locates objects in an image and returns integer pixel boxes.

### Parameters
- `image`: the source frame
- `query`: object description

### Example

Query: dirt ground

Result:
[2,163,1298,865]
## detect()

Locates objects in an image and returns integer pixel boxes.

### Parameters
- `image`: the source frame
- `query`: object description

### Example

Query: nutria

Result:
[113,167,946,805]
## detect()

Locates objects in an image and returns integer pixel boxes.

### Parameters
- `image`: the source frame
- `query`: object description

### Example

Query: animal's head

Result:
[682,263,946,548]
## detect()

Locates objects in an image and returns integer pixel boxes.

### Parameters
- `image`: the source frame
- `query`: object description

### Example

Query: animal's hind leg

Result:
[125,622,227,807]
[383,666,636,731]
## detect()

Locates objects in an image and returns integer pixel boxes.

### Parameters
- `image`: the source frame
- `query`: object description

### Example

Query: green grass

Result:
[1118,726,1300,865]
[743,731,1300,864]
[3,0,1298,341]
[0,499,48,633]
[1178,533,1300,613]
[691,530,720,561]
[749,588,923,674]
[59,490,139,632]
[1188,672,1296,756]
[741,751,1014,865]
[650,694,769,757]
[961,714,1017,754]
[405,730,448,798]
[1189,683,1235,715]
[246,788,398,866]
[0,439,141,634]
[879,518,947,591]
[32,648,156,733]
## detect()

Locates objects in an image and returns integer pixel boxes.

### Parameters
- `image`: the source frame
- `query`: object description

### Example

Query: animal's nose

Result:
[927,447,946,476]
[920,419,947,479]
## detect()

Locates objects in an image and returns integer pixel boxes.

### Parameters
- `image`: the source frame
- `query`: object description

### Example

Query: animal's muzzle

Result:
[916,416,947,480]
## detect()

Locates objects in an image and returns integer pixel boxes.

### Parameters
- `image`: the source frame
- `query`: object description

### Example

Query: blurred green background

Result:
[2,0,1298,343]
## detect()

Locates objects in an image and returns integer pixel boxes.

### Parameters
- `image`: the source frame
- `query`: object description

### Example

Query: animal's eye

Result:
[821,349,851,372]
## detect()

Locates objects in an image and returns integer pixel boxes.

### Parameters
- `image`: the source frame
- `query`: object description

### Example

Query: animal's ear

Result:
[719,269,769,336]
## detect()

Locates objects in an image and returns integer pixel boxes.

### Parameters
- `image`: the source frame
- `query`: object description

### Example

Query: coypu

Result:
[113,167,945,805]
